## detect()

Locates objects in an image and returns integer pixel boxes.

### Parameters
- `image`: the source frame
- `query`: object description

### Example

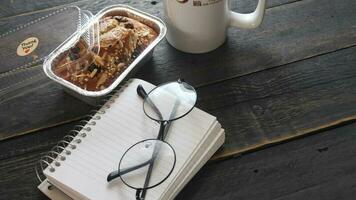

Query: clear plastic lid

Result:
[0,6,97,74]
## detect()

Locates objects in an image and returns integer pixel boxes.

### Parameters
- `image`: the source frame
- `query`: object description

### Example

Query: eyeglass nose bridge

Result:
[157,120,171,141]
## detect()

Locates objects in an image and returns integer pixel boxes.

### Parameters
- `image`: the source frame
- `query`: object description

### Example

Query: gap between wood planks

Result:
[211,114,356,161]
[195,43,356,89]
[1,0,354,160]
[0,0,306,85]
[0,0,349,87]
[267,0,303,9]
[198,44,356,111]
[8,42,356,161]
[203,43,356,159]
[0,116,83,142]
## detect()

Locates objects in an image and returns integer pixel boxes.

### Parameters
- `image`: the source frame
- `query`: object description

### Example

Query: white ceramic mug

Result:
[163,0,266,53]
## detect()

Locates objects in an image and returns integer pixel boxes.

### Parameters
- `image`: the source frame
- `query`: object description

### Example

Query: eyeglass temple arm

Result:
[141,101,180,199]
[107,159,152,182]
[136,84,148,99]
[106,121,170,183]
[107,85,165,183]
[137,84,163,120]
[141,122,167,199]
[137,84,172,139]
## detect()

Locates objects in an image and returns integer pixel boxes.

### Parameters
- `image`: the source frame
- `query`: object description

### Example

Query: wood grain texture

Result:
[204,45,356,159]
[0,0,356,155]
[177,122,356,200]
[0,0,298,20]
[231,0,302,13]
[137,0,356,87]
[0,0,300,140]
[0,0,356,199]
[0,0,297,34]
[0,121,77,200]
[0,67,93,140]
[1,112,356,199]
[0,0,83,19]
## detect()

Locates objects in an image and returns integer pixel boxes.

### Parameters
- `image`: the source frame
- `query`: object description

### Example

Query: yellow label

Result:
[17,37,39,56]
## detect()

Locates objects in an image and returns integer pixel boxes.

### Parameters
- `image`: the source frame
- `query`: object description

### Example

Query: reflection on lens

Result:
[143,81,197,121]
[118,139,176,190]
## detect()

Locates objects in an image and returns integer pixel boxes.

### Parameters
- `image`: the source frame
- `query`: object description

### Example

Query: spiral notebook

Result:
[37,78,225,200]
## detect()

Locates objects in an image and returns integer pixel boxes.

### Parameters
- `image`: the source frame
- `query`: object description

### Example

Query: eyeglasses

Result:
[107,80,197,200]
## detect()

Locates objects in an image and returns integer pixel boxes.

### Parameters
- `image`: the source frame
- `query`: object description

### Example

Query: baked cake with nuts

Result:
[53,15,157,91]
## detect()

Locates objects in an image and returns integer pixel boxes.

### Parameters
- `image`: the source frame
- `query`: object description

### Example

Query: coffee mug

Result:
[163,0,266,53]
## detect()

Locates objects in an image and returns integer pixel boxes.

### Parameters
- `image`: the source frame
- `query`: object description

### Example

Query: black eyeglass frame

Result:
[117,138,176,190]
[107,80,197,200]
[142,80,197,123]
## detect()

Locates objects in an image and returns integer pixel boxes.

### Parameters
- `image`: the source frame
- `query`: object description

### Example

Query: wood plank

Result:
[0,0,298,140]
[0,0,83,19]
[136,0,356,87]
[2,0,356,146]
[231,0,302,13]
[1,0,356,161]
[0,121,76,160]
[1,115,356,199]
[2,0,356,199]
[194,45,356,159]
[0,67,93,140]
[3,42,352,198]
[9,40,356,161]
[0,0,297,34]
[0,0,298,20]
[4,1,356,153]
[177,122,356,200]
[0,121,77,200]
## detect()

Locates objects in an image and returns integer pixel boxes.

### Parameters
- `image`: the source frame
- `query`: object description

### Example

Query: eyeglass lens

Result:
[119,139,176,190]
[143,81,197,122]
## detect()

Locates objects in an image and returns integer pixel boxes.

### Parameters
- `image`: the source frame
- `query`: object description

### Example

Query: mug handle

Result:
[230,0,266,29]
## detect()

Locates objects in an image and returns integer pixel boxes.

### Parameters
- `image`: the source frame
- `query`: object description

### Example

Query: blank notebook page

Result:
[44,79,216,200]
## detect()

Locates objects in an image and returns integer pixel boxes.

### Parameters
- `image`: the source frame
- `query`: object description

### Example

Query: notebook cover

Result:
[40,79,221,200]
[38,130,224,200]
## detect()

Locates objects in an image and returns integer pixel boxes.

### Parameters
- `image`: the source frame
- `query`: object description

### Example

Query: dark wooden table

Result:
[1,0,356,199]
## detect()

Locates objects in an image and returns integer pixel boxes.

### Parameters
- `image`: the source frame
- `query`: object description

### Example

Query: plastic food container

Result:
[44,5,166,104]
[0,7,91,74]
[0,5,166,105]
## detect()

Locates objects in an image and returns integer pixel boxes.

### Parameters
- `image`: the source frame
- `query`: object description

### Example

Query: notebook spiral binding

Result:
[35,79,132,184]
